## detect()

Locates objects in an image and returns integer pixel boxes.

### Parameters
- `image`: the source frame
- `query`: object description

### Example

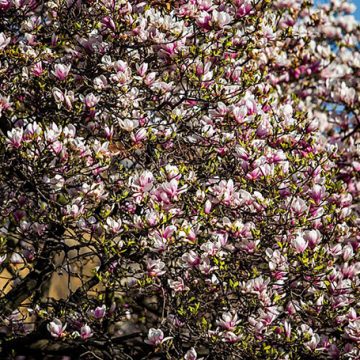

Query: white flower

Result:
[212,10,232,28]
[119,119,139,132]
[291,233,308,253]
[184,347,197,360]
[0,32,10,50]
[47,319,67,338]
[84,93,100,108]
[0,254,6,265]
[80,324,93,340]
[144,328,172,346]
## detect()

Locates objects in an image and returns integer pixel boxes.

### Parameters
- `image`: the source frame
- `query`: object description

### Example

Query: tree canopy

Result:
[0,0,359,359]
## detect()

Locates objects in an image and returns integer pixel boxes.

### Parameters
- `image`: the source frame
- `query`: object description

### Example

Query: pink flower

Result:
[238,239,259,253]
[91,305,106,319]
[236,1,253,17]
[248,276,270,294]
[0,254,6,265]
[184,347,197,360]
[309,184,327,205]
[291,233,308,253]
[212,10,232,28]
[221,331,242,343]
[52,64,71,81]
[101,16,116,31]
[80,324,93,340]
[47,319,67,338]
[7,128,23,149]
[106,217,122,234]
[284,321,291,339]
[52,87,64,107]
[204,199,212,214]
[63,90,75,111]
[0,32,10,50]
[291,197,308,215]
[246,168,261,181]
[152,179,188,204]
[93,75,108,90]
[136,62,148,77]
[168,277,189,293]
[181,250,201,268]
[210,179,236,206]
[32,62,44,77]
[131,128,147,143]
[200,241,220,256]
[232,105,247,123]
[216,312,240,331]
[304,334,321,352]
[84,93,100,108]
[303,229,322,249]
[342,245,354,261]
[196,11,212,30]
[0,0,11,11]
[131,170,154,202]
[119,119,139,132]
[0,95,11,115]
[146,258,166,277]
[145,328,172,346]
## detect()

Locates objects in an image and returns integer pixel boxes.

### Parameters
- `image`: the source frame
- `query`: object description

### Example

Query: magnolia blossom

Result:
[303,229,322,249]
[212,10,232,28]
[0,95,11,116]
[210,179,237,206]
[131,128,147,143]
[152,179,188,205]
[204,199,212,214]
[184,347,197,360]
[119,119,139,132]
[144,328,172,346]
[182,250,201,268]
[52,64,71,81]
[291,233,308,253]
[342,244,354,261]
[90,305,106,319]
[106,217,122,234]
[52,87,64,106]
[221,331,242,343]
[32,62,44,77]
[216,312,240,331]
[47,319,67,338]
[146,258,166,277]
[247,276,270,294]
[93,75,108,90]
[304,334,321,352]
[130,170,154,203]
[80,324,93,340]
[7,128,23,149]
[168,277,189,293]
[291,197,308,215]
[0,254,6,265]
[136,62,148,77]
[284,320,292,339]
[309,184,327,204]
[345,319,360,342]
[84,93,100,108]
[0,32,10,49]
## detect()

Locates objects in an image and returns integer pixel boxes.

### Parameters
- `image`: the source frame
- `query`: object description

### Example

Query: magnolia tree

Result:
[0,0,359,358]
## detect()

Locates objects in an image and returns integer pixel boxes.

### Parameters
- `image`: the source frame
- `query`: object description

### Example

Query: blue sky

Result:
[347,0,359,18]
[351,0,360,18]
[353,0,360,20]
[316,0,360,19]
